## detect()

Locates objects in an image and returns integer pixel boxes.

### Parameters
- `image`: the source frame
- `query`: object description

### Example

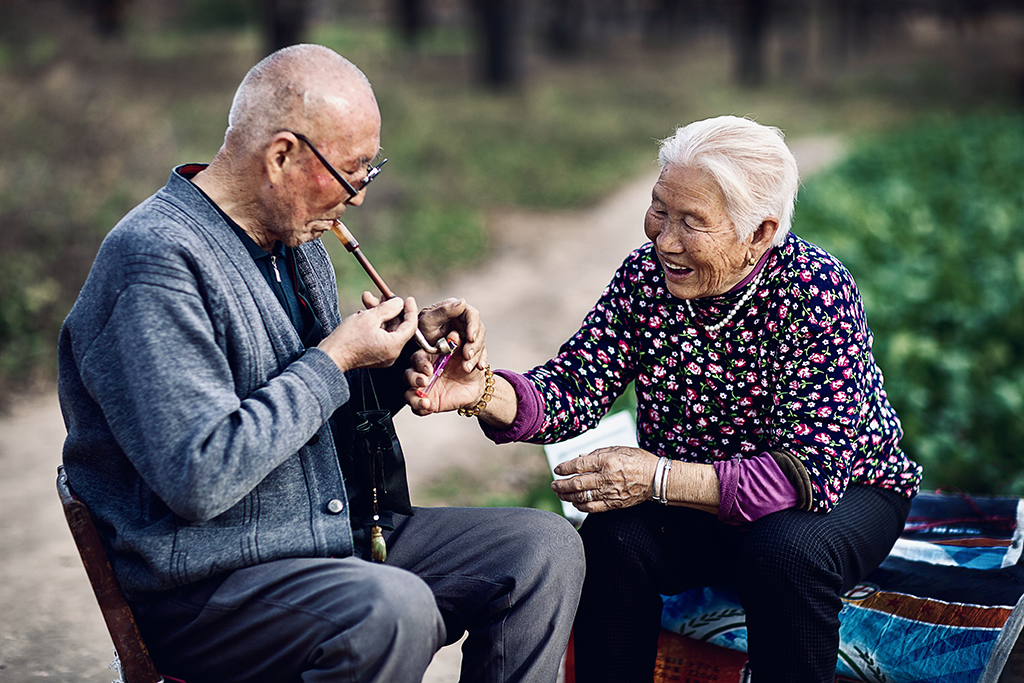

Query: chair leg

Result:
[57,466,164,683]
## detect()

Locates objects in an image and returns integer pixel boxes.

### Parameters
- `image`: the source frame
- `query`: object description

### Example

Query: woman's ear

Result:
[751,217,779,252]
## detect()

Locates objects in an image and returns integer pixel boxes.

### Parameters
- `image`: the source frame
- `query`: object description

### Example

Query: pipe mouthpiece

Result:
[330,220,359,252]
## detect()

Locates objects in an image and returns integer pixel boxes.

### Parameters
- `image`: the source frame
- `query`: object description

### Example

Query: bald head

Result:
[225,44,377,155]
[193,45,382,251]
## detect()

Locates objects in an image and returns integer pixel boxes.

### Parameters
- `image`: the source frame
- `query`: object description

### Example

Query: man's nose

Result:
[346,187,367,207]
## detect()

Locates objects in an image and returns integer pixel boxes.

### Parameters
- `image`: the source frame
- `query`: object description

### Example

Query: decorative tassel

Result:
[369,446,386,563]
[370,524,387,563]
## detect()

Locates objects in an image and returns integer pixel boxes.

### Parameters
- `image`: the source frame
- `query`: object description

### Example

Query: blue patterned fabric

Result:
[661,492,1024,682]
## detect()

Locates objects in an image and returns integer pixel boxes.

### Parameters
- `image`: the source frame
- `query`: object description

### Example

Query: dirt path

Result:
[0,136,843,683]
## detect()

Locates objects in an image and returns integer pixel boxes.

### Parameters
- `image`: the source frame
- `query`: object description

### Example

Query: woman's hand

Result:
[404,345,491,416]
[552,446,659,512]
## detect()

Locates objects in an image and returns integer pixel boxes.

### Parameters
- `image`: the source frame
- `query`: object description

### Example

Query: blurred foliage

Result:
[180,0,257,30]
[795,115,1024,495]
[424,464,564,515]
[1,0,1023,413]
[0,3,259,400]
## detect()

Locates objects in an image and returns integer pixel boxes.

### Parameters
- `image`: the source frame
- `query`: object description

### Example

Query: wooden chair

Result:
[56,465,165,683]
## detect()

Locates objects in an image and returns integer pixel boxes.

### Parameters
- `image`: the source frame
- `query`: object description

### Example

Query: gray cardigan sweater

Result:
[59,165,360,599]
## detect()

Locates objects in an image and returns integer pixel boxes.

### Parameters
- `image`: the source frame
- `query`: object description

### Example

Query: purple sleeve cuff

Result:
[715,453,799,523]
[715,459,740,524]
[478,370,546,444]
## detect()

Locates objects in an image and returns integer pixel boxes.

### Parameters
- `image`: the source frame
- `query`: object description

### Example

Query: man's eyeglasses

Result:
[287,131,387,200]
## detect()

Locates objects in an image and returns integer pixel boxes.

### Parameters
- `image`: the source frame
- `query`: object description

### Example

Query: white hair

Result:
[225,44,372,153]
[657,116,800,246]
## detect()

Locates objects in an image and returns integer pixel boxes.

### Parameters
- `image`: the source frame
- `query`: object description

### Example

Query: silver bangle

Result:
[658,459,673,505]
[652,456,668,503]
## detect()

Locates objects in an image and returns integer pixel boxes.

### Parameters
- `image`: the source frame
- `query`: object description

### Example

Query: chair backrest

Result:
[56,465,164,683]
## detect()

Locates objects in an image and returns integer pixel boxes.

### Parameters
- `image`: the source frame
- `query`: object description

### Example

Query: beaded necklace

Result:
[685,266,765,333]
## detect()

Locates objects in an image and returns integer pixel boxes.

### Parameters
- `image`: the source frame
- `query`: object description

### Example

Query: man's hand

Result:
[417,297,486,373]
[363,294,486,374]
[318,296,418,372]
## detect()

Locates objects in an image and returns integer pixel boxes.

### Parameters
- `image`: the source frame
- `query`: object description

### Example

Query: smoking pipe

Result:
[330,220,452,356]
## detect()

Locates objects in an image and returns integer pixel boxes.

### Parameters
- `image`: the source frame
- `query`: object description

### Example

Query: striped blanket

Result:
[658,492,1024,683]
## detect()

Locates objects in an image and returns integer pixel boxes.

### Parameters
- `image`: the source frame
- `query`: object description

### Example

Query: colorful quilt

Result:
[659,492,1024,683]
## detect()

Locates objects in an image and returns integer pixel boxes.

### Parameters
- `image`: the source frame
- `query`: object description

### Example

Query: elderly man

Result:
[58,44,583,683]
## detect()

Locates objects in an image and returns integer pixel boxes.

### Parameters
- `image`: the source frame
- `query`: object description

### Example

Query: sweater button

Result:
[326,499,344,514]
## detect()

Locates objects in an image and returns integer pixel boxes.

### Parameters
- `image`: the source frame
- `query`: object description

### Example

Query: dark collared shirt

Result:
[223,217,324,347]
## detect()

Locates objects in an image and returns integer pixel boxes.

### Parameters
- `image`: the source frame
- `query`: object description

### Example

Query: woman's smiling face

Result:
[644,164,758,300]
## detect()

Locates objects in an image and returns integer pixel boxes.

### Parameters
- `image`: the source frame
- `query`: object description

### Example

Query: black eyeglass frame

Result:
[287,131,387,200]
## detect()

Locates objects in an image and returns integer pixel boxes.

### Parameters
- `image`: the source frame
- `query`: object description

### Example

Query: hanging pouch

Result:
[353,370,414,517]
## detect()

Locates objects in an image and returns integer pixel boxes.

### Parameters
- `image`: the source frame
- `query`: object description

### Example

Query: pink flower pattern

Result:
[526,234,922,513]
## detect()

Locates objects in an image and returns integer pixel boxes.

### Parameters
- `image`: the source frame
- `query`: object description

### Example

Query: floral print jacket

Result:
[524,232,922,513]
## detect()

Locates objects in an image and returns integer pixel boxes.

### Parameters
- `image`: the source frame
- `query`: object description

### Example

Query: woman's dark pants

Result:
[572,484,912,683]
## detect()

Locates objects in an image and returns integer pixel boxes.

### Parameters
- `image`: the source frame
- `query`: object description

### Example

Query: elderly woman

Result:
[408,115,922,683]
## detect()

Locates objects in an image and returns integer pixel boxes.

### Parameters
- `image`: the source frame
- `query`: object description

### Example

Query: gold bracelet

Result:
[458,365,494,417]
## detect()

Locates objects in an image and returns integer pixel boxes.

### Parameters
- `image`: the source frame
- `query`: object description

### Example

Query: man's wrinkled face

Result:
[268,100,382,248]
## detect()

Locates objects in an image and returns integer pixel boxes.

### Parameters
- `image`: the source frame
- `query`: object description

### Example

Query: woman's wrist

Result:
[457,365,494,417]
[652,456,672,504]
[478,370,544,441]
[457,369,519,428]
[663,461,721,513]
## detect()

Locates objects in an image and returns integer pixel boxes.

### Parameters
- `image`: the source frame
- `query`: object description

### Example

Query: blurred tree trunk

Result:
[831,0,876,66]
[471,0,523,88]
[91,0,132,38]
[394,0,428,48]
[730,0,770,87]
[263,0,309,55]
[803,0,827,86]
[544,0,585,58]
[644,0,698,47]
